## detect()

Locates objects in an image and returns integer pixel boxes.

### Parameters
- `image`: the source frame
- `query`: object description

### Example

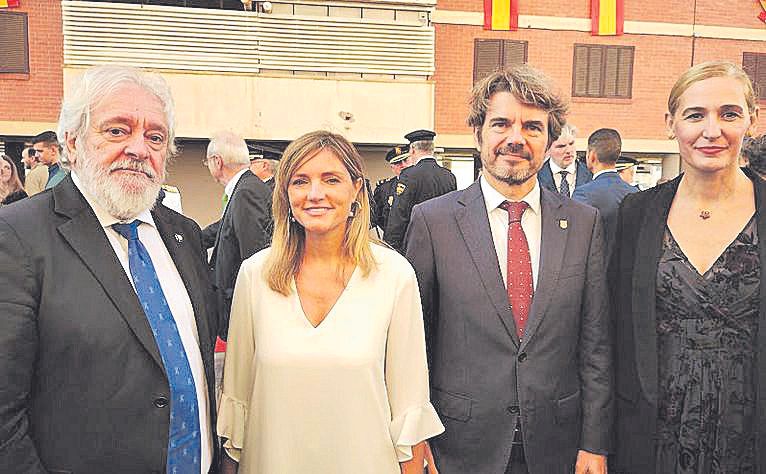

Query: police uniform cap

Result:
[615,156,639,171]
[404,129,436,144]
[386,145,410,164]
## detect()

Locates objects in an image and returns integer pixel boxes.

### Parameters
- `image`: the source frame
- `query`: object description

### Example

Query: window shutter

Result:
[0,12,28,74]
[603,47,619,97]
[502,40,526,67]
[573,45,589,96]
[616,47,633,98]
[474,39,502,84]
[587,46,603,96]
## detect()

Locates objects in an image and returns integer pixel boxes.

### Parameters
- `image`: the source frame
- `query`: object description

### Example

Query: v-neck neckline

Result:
[293,266,359,329]
[666,215,755,279]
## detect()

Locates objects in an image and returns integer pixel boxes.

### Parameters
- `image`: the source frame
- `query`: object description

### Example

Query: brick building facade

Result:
[432,0,766,185]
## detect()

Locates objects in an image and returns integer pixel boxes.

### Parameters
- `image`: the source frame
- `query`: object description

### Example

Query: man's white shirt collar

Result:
[480,175,541,216]
[549,159,577,175]
[71,171,155,229]
[224,168,249,200]
[592,169,617,180]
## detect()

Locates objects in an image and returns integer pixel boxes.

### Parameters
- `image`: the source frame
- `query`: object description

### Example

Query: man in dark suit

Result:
[249,154,278,192]
[372,144,411,232]
[204,131,272,338]
[0,65,218,473]
[537,123,592,196]
[572,128,638,260]
[384,129,457,251]
[405,65,612,474]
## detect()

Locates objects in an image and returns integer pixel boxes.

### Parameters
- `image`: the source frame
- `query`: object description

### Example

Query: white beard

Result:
[73,147,165,221]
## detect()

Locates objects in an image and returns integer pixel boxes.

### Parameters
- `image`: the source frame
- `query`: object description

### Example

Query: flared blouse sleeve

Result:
[216,258,257,463]
[385,259,445,462]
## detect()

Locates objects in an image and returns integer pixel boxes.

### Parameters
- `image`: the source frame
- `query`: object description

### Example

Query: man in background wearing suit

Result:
[405,65,612,474]
[572,128,639,260]
[0,65,218,473]
[249,155,278,192]
[204,131,272,339]
[537,123,592,196]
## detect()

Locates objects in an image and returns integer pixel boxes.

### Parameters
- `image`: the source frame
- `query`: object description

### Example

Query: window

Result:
[743,52,766,102]
[0,11,29,74]
[473,39,527,84]
[572,44,634,99]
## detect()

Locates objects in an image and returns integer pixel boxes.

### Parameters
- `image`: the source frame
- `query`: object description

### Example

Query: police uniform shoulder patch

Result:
[396,183,406,195]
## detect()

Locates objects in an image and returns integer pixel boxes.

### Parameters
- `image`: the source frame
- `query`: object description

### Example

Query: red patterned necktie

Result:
[499,201,533,340]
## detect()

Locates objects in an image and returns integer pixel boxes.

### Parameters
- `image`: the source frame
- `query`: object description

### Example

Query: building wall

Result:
[0,0,63,135]
[432,0,766,154]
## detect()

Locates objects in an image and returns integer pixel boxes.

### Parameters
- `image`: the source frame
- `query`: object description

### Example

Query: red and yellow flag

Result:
[0,0,21,7]
[484,0,518,31]
[591,0,624,36]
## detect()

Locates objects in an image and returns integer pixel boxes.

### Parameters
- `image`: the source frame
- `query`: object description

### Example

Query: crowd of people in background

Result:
[0,58,764,474]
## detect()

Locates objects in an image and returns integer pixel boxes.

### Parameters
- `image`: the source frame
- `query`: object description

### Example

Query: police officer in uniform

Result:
[372,144,411,232]
[384,129,457,251]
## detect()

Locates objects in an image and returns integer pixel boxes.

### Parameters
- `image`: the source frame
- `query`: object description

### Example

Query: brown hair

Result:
[0,154,24,200]
[467,64,568,147]
[587,128,622,164]
[263,130,376,295]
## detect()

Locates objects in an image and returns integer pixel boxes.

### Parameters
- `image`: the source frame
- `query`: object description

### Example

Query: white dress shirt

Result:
[223,168,249,214]
[72,173,213,474]
[548,159,577,196]
[480,176,542,290]
[592,168,617,180]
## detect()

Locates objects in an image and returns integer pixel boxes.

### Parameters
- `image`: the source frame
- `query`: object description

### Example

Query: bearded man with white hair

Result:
[0,65,219,473]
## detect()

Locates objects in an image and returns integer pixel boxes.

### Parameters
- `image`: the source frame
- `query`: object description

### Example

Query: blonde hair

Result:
[264,130,376,295]
[668,61,758,117]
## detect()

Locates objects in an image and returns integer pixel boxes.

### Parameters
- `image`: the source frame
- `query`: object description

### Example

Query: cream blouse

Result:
[217,243,444,473]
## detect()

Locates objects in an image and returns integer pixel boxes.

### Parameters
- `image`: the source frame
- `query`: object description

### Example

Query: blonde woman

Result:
[0,154,27,205]
[217,130,444,473]
[613,61,762,472]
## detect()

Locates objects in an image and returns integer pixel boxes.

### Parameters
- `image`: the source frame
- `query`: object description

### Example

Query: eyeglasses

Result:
[202,155,217,166]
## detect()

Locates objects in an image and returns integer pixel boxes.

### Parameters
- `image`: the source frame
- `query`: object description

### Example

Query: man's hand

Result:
[575,450,606,474]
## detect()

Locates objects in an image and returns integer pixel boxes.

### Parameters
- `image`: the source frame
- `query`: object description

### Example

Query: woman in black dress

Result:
[612,61,763,473]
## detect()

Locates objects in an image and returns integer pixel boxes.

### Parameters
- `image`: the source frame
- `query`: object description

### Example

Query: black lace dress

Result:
[655,217,760,473]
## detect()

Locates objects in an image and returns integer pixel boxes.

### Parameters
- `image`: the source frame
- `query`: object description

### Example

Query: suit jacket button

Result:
[507,406,520,414]
[154,396,169,408]
[518,352,527,363]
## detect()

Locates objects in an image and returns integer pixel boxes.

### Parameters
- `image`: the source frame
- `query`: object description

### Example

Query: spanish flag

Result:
[484,0,518,31]
[0,0,21,7]
[591,0,624,36]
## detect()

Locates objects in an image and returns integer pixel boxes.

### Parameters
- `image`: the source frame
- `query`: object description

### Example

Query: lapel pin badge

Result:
[559,219,568,230]
[174,233,184,243]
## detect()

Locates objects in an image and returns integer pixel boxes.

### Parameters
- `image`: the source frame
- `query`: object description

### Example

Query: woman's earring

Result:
[288,208,296,223]
[349,201,361,218]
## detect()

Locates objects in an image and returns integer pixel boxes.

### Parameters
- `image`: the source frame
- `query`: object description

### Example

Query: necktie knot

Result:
[112,220,141,241]
[559,170,569,178]
[500,201,529,223]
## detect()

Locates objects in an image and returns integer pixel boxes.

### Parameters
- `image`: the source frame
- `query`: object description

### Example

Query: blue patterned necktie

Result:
[558,171,570,196]
[112,220,201,474]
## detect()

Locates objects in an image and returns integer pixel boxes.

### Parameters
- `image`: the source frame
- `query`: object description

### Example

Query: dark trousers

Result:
[505,420,528,474]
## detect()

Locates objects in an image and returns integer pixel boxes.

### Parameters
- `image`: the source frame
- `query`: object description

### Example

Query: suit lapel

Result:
[520,188,566,352]
[632,178,679,405]
[54,178,165,370]
[154,208,214,364]
[455,182,520,347]
[211,171,250,262]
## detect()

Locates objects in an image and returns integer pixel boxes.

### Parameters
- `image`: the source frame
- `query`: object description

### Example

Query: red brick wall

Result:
[434,23,766,141]
[696,0,766,28]
[0,0,63,125]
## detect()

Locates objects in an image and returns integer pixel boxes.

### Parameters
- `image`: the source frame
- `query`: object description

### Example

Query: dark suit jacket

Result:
[611,169,766,473]
[572,170,638,260]
[385,157,457,251]
[0,176,219,473]
[210,170,272,339]
[537,159,592,195]
[405,180,613,474]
